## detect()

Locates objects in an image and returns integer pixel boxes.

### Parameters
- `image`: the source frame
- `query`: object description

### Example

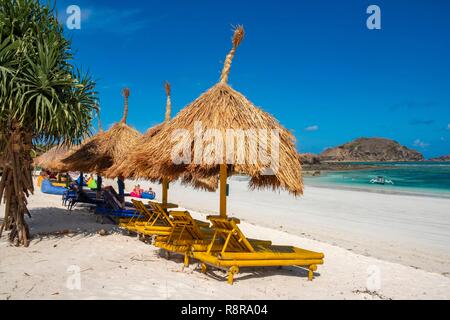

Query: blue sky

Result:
[55,0,449,158]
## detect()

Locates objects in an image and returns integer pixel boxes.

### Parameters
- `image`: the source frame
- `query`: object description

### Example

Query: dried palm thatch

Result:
[180,172,219,192]
[62,89,142,174]
[104,83,171,179]
[122,26,303,196]
[34,106,105,173]
[106,83,219,192]
[33,145,71,172]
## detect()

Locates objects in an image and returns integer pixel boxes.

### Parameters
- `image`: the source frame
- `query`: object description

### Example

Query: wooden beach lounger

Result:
[118,199,154,231]
[192,216,324,284]
[124,200,177,238]
[154,210,271,267]
[154,210,214,266]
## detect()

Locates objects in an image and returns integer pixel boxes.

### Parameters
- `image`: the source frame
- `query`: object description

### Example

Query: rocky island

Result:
[429,155,450,161]
[320,137,424,162]
[301,138,425,174]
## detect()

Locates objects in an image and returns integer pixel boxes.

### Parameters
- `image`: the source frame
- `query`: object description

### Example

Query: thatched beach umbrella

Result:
[119,26,302,217]
[62,89,142,202]
[107,82,218,202]
[33,145,71,172]
[34,107,104,173]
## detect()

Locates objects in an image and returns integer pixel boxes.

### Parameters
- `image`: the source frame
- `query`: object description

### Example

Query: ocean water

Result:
[304,162,450,197]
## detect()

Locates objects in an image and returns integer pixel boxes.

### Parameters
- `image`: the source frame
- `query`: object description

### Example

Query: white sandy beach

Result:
[1,178,450,300]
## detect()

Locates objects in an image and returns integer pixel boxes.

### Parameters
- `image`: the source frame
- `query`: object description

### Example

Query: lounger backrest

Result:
[103,189,122,210]
[131,199,153,220]
[208,216,255,253]
[102,186,123,204]
[128,199,152,225]
[105,186,119,199]
[147,201,173,227]
[169,211,205,241]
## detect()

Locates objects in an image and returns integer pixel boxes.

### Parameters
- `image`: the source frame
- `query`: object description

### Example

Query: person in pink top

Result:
[130,184,144,198]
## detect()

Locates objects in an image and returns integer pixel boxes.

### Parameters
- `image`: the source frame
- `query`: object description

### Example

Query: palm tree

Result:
[0,0,98,246]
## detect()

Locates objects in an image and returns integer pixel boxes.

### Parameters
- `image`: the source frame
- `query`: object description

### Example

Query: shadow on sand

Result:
[156,248,320,284]
[22,206,128,241]
[4,206,321,283]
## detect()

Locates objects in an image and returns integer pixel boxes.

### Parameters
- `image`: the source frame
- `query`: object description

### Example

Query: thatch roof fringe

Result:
[220,25,244,84]
[120,88,130,123]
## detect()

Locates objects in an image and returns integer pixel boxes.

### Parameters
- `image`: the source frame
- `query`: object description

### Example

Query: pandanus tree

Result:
[0,0,98,246]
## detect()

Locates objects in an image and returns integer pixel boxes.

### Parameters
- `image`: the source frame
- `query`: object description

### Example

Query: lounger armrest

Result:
[207,215,241,224]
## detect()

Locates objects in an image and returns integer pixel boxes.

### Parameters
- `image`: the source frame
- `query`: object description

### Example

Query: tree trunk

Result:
[0,123,34,246]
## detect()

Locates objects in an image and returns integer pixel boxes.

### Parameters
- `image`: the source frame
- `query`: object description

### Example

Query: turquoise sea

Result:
[304,162,450,197]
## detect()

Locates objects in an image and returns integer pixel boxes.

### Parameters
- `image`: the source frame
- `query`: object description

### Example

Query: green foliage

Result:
[0,0,98,145]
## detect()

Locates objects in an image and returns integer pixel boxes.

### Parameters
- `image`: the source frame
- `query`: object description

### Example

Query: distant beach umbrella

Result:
[35,105,105,173]
[62,89,142,175]
[117,26,303,217]
[107,82,219,195]
[33,145,72,172]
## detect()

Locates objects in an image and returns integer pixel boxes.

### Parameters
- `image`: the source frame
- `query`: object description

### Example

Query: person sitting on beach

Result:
[37,171,47,188]
[69,181,79,191]
[130,185,143,198]
[147,187,156,197]
[86,174,95,185]
[87,174,97,190]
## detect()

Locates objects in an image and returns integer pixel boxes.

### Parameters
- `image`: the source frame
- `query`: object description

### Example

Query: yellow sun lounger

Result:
[154,210,215,266]
[192,216,324,284]
[154,211,272,267]
[118,199,157,232]
[130,201,177,238]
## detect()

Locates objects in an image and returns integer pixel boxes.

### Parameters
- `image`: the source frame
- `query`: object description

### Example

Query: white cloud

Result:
[305,125,319,132]
[58,5,163,35]
[413,139,429,148]
[80,8,92,22]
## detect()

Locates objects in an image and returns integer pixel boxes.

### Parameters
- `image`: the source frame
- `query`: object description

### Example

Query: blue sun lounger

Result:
[63,189,105,211]
[94,188,143,219]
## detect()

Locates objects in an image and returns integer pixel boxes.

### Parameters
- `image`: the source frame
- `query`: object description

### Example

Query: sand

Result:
[1,179,449,300]
[129,177,450,275]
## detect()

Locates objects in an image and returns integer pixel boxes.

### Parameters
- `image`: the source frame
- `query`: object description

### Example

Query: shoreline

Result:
[303,181,450,200]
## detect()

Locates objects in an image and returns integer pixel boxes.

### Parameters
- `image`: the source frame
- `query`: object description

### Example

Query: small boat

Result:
[370,176,394,185]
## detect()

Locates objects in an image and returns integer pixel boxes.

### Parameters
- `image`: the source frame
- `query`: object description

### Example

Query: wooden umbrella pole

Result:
[162,178,168,206]
[219,164,227,218]
[162,82,171,206]
[96,173,102,200]
[118,175,125,208]
[218,27,244,217]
